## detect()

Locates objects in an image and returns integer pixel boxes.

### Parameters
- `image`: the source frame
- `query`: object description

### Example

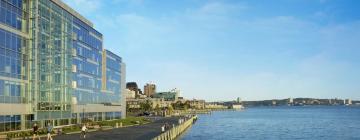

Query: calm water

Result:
[180,106,360,140]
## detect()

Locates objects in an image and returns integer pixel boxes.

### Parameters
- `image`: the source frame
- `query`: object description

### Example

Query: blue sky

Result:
[63,0,360,101]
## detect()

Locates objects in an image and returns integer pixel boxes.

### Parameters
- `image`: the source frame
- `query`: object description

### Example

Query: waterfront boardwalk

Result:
[54,117,179,140]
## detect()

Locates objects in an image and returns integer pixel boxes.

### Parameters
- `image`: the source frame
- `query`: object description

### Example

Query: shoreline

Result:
[152,115,197,140]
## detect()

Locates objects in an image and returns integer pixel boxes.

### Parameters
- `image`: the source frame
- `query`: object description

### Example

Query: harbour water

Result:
[180,106,360,140]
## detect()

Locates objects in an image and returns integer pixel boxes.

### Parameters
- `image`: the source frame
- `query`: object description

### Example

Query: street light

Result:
[82,107,85,124]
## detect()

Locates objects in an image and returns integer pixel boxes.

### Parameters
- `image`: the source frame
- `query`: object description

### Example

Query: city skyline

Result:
[63,0,360,101]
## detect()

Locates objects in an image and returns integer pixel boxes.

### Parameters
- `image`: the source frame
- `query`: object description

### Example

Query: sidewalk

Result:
[51,117,179,140]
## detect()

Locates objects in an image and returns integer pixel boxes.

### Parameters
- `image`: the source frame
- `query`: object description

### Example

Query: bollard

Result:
[120,122,123,127]
[116,123,119,128]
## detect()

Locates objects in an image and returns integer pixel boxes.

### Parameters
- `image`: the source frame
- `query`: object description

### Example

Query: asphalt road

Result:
[53,117,179,140]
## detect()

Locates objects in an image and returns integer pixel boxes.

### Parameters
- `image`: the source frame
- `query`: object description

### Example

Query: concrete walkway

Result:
[52,117,179,140]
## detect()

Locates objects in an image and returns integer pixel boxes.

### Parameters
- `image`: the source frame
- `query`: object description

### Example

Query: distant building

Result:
[126,82,144,98]
[126,98,173,110]
[126,82,139,92]
[346,99,352,105]
[206,104,227,109]
[144,83,156,97]
[231,104,244,109]
[150,98,173,109]
[127,98,142,109]
[189,99,206,109]
[138,89,144,96]
[125,89,136,99]
[153,92,179,101]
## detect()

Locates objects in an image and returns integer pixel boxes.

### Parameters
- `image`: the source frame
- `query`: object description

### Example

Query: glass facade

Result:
[0,0,28,132]
[72,17,104,104]
[0,0,28,31]
[31,0,73,120]
[0,115,21,132]
[0,29,27,79]
[0,28,27,104]
[103,50,122,103]
[0,0,124,132]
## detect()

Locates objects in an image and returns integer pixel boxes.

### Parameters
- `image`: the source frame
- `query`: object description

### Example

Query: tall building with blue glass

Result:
[0,0,126,132]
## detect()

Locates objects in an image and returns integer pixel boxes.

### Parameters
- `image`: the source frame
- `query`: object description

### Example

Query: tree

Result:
[140,100,152,111]
[167,105,174,115]
[155,104,160,111]
[171,101,191,110]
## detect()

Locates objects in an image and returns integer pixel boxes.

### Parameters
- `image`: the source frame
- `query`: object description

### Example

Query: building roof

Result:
[51,0,93,27]
[105,49,122,62]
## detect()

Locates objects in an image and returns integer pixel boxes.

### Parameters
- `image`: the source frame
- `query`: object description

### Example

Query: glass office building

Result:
[0,0,125,132]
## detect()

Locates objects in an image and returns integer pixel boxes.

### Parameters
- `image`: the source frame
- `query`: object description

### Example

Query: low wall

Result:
[153,115,197,140]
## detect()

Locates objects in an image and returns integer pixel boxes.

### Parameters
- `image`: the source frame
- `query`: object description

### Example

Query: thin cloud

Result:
[62,0,360,101]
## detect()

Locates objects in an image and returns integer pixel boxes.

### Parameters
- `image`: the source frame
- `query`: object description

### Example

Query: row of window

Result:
[0,54,25,79]
[106,57,121,72]
[73,26,102,51]
[38,0,73,25]
[106,69,121,82]
[0,47,25,60]
[78,112,103,122]
[0,114,21,132]
[0,96,25,103]
[0,29,25,53]
[0,0,24,30]
[79,112,121,121]
[39,18,63,39]
[74,42,101,62]
[3,0,23,9]
[39,91,58,102]
[74,112,120,124]
[73,17,102,42]
[74,75,101,90]
[73,59,101,76]
[0,111,121,132]
[73,90,121,104]
[0,80,23,96]
[0,29,27,78]
[105,112,121,120]
[106,81,121,94]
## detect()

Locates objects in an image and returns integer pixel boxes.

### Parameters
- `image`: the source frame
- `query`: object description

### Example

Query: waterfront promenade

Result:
[53,117,179,140]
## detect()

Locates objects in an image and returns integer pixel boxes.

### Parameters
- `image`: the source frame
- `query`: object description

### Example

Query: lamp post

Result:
[82,107,85,124]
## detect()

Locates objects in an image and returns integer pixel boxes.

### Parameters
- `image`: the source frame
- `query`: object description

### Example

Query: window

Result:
[5,57,10,73]
[10,84,15,96]
[0,30,5,46]
[55,56,61,65]
[0,55,4,72]
[0,80,4,96]
[5,32,10,49]
[55,74,61,83]
[4,83,9,96]
[54,91,61,102]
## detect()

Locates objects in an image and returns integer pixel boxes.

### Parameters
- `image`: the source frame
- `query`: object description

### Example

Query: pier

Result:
[153,115,198,140]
